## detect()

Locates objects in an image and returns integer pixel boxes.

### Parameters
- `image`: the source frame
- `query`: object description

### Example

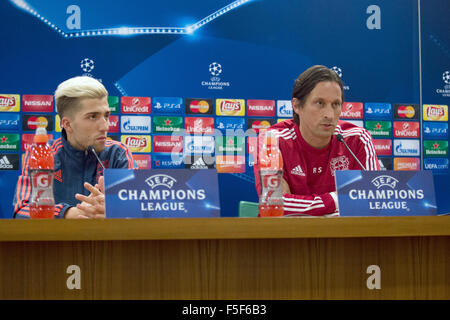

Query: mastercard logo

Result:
[251,120,271,129]
[27,116,48,129]
[189,100,210,114]
[397,105,415,118]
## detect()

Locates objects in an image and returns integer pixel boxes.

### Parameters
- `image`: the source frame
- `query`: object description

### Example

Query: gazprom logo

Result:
[393,139,420,156]
[371,175,399,189]
[185,136,215,154]
[145,174,177,189]
[277,100,293,117]
[121,116,151,133]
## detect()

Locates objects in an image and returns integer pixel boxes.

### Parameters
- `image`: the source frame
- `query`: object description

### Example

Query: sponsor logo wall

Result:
[1,93,448,173]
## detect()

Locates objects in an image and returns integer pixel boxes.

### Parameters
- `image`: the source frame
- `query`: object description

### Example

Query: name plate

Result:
[104,169,220,218]
[335,170,437,216]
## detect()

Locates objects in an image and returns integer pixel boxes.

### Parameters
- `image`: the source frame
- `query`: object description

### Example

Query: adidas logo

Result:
[191,157,209,169]
[54,169,62,182]
[290,165,305,176]
[0,156,13,169]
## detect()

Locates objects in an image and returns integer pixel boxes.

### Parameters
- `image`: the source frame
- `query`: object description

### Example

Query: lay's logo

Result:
[423,105,448,121]
[0,94,20,112]
[121,135,151,153]
[216,99,245,116]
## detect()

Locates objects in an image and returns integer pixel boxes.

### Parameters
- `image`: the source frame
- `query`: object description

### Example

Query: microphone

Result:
[88,145,105,171]
[336,134,366,171]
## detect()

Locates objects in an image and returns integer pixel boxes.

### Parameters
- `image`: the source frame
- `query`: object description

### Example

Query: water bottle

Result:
[29,127,55,219]
[258,129,284,217]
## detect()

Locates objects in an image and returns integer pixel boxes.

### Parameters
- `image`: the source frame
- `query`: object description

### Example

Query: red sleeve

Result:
[282,192,338,216]
[354,128,380,171]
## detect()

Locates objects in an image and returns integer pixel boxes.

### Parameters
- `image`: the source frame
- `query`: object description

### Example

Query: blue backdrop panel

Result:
[0,0,449,218]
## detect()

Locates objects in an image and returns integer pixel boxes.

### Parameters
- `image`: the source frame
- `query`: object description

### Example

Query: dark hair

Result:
[291,65,344,124]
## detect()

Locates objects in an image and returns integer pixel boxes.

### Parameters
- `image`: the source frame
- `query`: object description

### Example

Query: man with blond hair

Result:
[13,76,136,219]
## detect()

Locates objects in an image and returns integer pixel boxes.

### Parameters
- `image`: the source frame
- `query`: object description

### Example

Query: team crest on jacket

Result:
[330,155,349,176]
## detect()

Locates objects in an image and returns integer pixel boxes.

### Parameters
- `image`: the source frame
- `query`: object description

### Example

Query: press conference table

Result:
[0,216,449,299]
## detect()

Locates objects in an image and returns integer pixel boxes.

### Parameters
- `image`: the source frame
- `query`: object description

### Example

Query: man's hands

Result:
[65,176,105,219]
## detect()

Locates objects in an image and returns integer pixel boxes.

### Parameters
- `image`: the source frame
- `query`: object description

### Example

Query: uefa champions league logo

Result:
[331,66,342,78]
[201,61,230,90]
[79,58,103,82]
[80,58,94,73]
[331,65,349,90]
[443,71,450,85]
[436,70,450,97]
[209,62,222,77]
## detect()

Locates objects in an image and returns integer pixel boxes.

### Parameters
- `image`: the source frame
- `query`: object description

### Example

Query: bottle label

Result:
[31,170,55,206]
[260,170,283,205]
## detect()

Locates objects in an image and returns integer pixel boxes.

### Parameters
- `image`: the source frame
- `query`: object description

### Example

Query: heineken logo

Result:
[153,116,183,132]
[424,140,448,156]
[0,134,19,150]
[365,121,391,137]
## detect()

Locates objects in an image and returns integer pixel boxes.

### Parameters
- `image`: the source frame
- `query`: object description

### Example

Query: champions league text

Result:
[118,188,206,212]
[349,188,425,210]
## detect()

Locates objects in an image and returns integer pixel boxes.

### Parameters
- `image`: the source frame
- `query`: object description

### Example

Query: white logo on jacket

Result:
[290,165,305,176]
[330,155,349,176]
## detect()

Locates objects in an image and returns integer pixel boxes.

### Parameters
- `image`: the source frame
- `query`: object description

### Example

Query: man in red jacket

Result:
[254,65,379,216]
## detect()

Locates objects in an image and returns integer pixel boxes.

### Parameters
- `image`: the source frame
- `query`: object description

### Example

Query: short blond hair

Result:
[54,76,108,118]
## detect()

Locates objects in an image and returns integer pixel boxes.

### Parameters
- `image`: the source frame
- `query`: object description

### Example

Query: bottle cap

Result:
[34,127,48,143]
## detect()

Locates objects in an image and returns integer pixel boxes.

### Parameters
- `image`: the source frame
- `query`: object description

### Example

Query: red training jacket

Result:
[254,119,379,216]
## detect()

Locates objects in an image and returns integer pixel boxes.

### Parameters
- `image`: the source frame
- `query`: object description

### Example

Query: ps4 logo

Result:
[423,123,448,138]
[215,118,245,132]
[152,97,183,114]
[364,103,392,119]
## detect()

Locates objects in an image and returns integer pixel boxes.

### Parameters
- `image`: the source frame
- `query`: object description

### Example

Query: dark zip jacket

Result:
[13,130,135,218]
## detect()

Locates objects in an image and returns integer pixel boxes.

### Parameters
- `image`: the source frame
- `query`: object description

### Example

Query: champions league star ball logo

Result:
[443,71,450,85]
[80,58,95,73]
[202,61,230,90]
[331,66,342,78]
[209,62,222,77]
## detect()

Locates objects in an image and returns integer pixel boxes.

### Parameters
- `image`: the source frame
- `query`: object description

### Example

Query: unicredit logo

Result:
[123,105,149,113]
[0,96,15,106]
